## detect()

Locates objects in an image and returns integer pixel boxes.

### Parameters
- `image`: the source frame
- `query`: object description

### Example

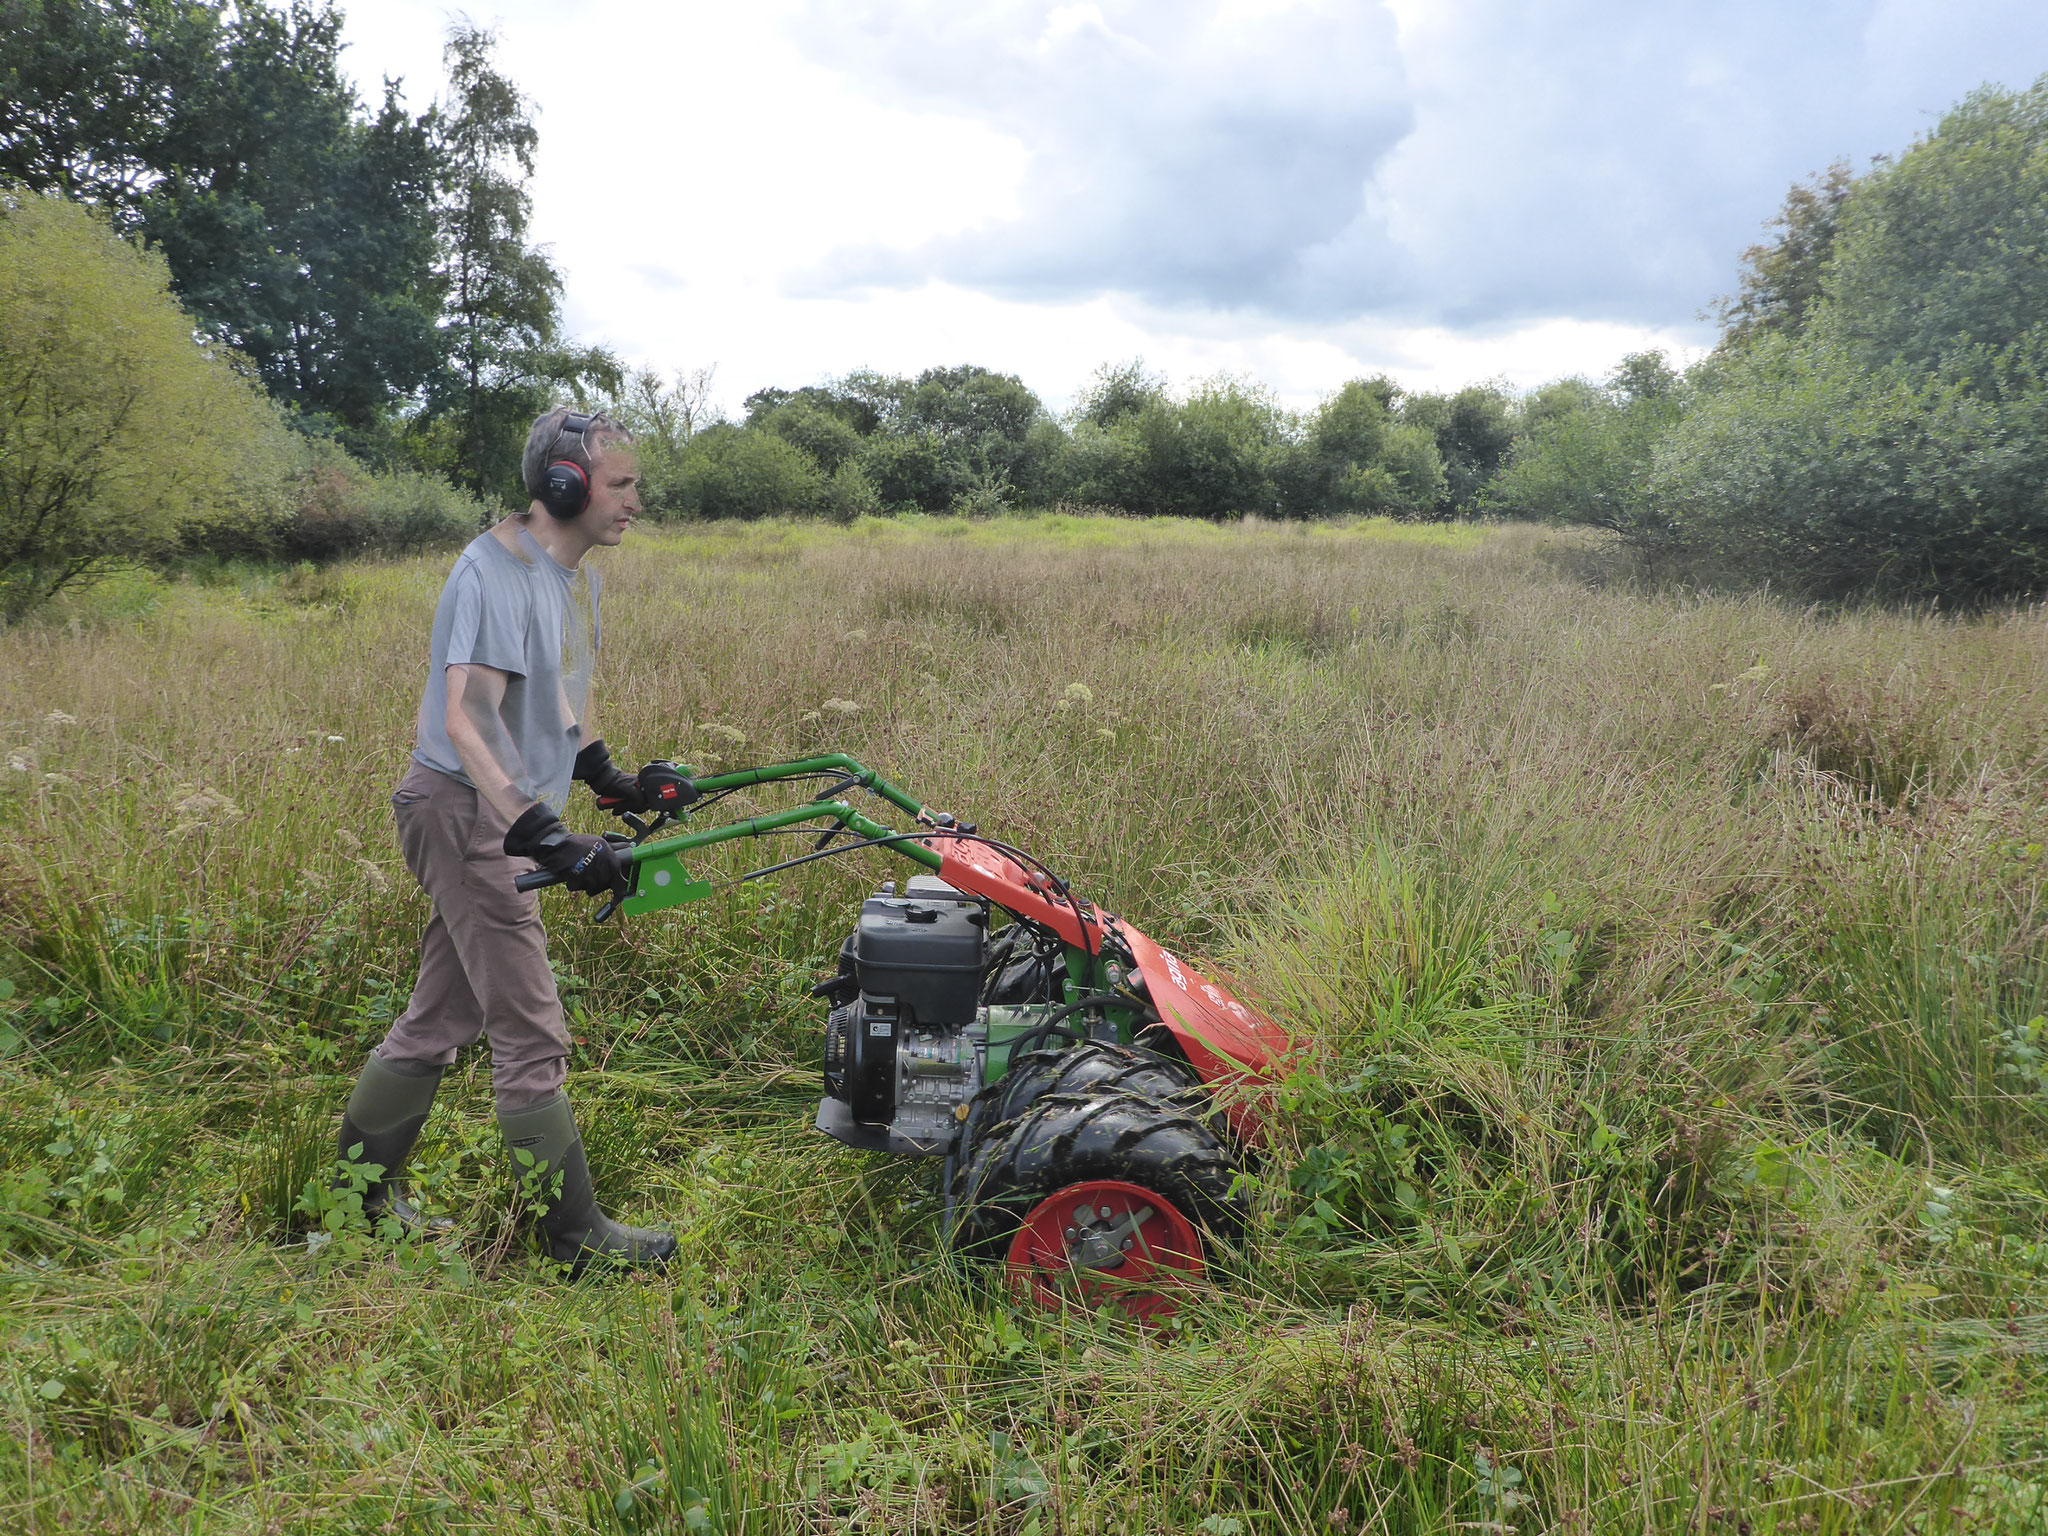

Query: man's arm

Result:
[444,662,539,824]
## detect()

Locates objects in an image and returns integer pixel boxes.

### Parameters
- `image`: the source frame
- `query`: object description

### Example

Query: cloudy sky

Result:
[334,0,2048,412]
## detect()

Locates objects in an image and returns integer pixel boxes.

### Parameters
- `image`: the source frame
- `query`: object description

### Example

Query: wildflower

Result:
[1095,728,1115,741]
[840,629,869,644]
[356,858,389,890]
[335,828,362,853]
[821,698,862,716]
[325,734,345,743]
[6,753,29,773]
[699,722,748,746]
[43,711,77,726]
[173,788,241,822]
[1062,682,1094,704]
[800,710,822,723]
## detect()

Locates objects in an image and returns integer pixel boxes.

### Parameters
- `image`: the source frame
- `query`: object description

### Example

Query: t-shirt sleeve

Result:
[589,566,603,653]
[442,562,529,676]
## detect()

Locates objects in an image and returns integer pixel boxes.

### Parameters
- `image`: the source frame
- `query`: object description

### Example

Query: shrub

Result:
[820,459,882,524]
[0,189,287,618]
[1284,380,1449,518]
[1644,338,2048,599]
[174,439,483,563]
[1642,81,2048,601]
[1399,383,1518,514]
[278,459,482,562]
[855,431,963,513]
[669,424,829,519]
[1486,356,1685,534]
[758,399,862,473]
[1066,378,1293,519]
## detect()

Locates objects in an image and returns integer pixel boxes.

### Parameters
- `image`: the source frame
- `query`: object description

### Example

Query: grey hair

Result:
[520,406,633,500]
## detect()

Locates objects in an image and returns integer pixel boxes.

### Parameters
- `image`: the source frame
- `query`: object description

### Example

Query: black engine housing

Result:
[822,881,988,1128]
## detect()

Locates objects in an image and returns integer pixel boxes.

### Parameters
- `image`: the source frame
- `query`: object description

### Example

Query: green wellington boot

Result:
[498,1093,677,1274]
[337,1054,450,1231]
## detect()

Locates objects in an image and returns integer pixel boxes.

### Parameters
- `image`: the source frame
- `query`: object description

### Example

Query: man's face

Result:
[575,445,640,546]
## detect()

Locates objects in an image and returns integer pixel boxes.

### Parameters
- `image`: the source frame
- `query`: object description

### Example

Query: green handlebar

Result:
[624,798,942,873]
[689,754,926,820]
[516,756,946,914]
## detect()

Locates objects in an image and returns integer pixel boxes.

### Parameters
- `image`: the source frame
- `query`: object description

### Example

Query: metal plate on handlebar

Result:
[619,848,715,917]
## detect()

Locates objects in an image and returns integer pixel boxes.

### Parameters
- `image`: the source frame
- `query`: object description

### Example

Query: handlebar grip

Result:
[513,868,562,893]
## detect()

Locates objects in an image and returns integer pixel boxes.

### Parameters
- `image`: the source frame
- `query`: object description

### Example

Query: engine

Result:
[816,876,1000,1155]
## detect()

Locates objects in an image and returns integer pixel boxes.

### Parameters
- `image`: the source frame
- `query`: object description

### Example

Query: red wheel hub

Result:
[1004,1179,1205,1324]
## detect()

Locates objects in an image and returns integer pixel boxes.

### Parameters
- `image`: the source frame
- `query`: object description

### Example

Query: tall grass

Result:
[0,514,2044,1531]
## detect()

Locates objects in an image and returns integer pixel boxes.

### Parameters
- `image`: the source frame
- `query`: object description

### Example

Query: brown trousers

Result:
[374,760,570,1111]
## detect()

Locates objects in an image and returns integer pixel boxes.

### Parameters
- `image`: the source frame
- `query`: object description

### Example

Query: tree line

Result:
[608,362,1516,525]
[3,1,2045,613]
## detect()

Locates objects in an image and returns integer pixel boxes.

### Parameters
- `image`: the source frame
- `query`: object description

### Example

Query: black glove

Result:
[503,804,628,896]
[573,738,647,814]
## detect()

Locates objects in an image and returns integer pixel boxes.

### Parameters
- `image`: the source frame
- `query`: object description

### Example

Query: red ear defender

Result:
[537,409,599,518]
[540,457,590,519]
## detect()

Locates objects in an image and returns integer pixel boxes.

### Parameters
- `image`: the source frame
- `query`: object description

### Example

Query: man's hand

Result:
[503,805,629,896]
[573,738,647,813]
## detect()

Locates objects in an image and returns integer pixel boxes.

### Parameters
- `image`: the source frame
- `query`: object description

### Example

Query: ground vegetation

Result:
[1,517,2045,1531]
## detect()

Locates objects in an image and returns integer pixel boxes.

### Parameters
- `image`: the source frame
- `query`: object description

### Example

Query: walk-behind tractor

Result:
[519,754,1293,1319]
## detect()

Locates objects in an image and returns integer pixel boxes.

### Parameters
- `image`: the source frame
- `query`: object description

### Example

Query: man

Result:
[332,406,678,1273]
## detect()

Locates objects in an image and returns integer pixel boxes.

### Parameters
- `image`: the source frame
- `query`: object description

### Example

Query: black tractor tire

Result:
[951,1088,1247,1262]
[957,1041,1204,1162]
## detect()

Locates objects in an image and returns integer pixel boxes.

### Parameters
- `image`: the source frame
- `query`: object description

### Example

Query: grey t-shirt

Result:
[412,527,601,812]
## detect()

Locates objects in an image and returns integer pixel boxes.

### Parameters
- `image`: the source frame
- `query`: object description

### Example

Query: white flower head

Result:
[43,711,77,726]
[1062,682,1094,704]
[173,788,241,822]
[699,722,748,746]
[821,698,862,716]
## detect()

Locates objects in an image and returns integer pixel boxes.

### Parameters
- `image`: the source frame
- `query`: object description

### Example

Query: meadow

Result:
[1,514,2045,1534]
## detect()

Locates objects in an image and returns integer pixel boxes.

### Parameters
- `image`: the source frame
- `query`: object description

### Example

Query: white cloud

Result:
[333,0,2048,409]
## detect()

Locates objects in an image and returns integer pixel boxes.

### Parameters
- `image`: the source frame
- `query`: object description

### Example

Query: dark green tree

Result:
[1297,379,1445,517]
[0,0,219,217]
[1714,160,1858,349]
[1399,383,1517,513]
[0,1,445,451]
[759,400,862,473]
[1074,359,1164,429]
[422,22,616,508]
